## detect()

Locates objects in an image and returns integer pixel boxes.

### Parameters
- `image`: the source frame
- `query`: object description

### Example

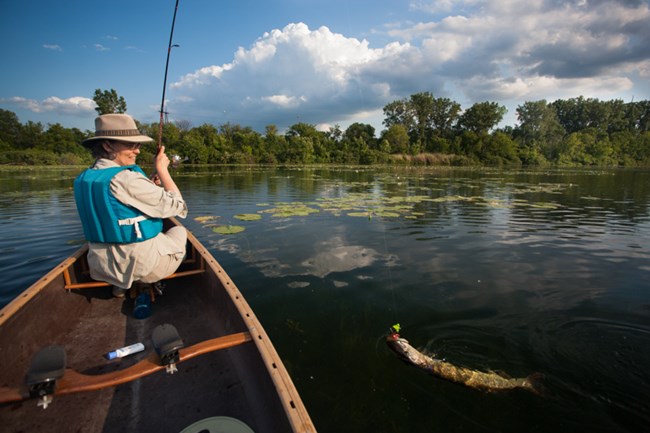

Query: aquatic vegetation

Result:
[261,203,320,218]
[212,225,246,235]
[375,211,401,218]
[194,175,571,229]
[234,213,262,221]
[510,183,568,194]
[194,215,219,223]
[431,195,471,203]
[285,319,305,333]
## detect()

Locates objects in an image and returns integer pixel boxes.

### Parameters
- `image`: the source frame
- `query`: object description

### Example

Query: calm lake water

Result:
[1,165,649,433]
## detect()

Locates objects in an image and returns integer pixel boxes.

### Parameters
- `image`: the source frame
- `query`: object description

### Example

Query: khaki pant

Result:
[140,226,188,283]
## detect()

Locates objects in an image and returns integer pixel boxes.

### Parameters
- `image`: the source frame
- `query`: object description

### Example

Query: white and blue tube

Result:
[104,342,145,360]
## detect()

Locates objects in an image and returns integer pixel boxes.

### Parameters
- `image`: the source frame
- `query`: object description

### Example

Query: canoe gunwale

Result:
[0,246,87,328]
[180,218,316,431]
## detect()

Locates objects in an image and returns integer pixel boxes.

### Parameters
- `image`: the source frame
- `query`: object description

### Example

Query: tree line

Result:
[1,90,649,167]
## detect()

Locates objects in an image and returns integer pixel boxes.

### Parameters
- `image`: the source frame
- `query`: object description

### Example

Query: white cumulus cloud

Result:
[169,22,408,129]
[1,96,96,115]
[166,0,649,131]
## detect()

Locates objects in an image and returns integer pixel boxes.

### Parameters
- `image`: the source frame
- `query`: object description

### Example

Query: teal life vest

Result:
[74,165,163,243]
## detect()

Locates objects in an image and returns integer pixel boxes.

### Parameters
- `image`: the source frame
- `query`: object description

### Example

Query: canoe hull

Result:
[0,218,315,433]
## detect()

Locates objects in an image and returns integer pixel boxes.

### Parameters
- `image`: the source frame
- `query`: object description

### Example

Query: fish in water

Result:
[386,329,542,394]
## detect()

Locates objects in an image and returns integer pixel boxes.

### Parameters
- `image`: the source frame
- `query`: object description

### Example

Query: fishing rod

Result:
[158,0,180,150]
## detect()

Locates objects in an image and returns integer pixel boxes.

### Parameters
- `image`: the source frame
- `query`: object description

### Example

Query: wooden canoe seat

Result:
[0,331,253,405]
[63,244,205,291]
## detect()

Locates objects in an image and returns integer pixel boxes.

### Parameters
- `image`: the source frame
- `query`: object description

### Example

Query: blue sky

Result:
[2,0,649,134]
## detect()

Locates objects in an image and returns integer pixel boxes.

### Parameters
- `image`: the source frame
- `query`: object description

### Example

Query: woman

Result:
[74,113,188,297]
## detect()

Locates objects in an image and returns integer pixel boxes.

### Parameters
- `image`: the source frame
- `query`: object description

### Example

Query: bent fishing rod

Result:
[158,0,180,151]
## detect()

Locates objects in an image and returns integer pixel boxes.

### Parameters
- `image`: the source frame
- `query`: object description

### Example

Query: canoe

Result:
[0,218,317,433]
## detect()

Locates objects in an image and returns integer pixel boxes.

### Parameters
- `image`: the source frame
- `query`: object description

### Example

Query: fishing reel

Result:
[171,154,188,168]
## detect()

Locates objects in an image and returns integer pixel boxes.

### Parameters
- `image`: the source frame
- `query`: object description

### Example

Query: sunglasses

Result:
[115,141,143,150]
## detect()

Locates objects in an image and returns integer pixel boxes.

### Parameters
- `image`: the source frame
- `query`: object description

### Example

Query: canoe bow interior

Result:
[0,218,316,433]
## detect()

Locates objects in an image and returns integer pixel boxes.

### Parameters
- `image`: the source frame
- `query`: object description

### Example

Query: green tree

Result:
[326,124,343,143]
[93,88,127,115]
[382,99,414,131]
[41,123,85,154]
[629,132,650,163]
[557,131,594,166]
[0,109,22,146]
[159,121,181,150]
[605,99,628,133]
[180,129,210,164]
[236,128,265,163]
[284,123,325,163]
[516,100,565,161]
[481,132,520,165]
[344,123,376,148]
[283,135,315,163]
[409,92,435,149]
[551,96,612,134]
[458,101,507,135]
[383,93,461,153]
[626,100,650,132]
[286,122,321,140]
[430,97,461,139]
[262,125,282,164]
[456,130,480,157]
[381,124,410,154]
[189,123,222,163]
[18,121,45,149]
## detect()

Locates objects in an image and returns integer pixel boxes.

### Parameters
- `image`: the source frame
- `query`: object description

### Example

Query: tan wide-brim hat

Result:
[82,113,153,147]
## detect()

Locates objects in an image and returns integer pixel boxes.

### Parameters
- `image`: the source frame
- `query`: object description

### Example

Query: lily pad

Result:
[375,211,400,218]
[194,215,219,223]
[212,225,246,235]
[263,203,320,218]
[234,213,262,221]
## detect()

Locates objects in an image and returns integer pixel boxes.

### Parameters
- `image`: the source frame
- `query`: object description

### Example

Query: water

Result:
[1,166,649,432]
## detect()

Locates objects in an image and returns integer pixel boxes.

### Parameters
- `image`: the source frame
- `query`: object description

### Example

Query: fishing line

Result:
[381,223,399,327]
[341,1,397,333]
[342,1,368,116]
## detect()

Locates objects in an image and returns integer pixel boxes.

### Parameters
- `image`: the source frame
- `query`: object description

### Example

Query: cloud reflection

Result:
[300,243,377,278]
[214,235,386,279]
